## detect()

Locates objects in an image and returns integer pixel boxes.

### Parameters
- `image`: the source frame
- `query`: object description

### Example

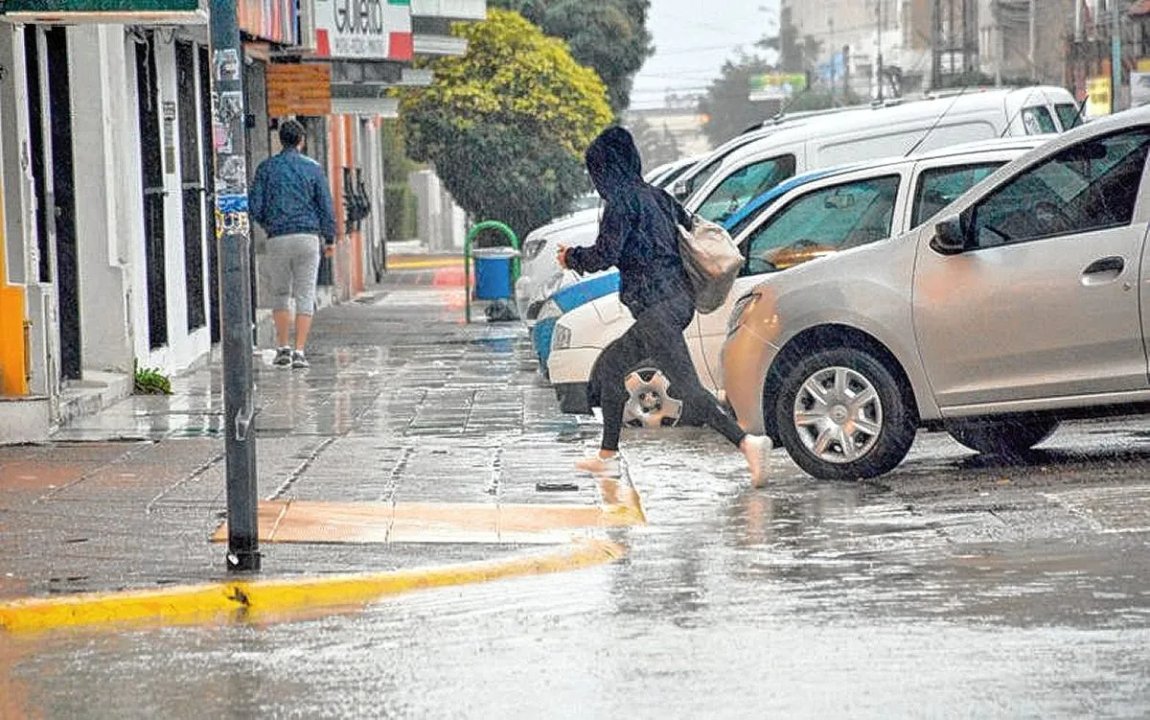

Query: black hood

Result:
[585,127,644,200]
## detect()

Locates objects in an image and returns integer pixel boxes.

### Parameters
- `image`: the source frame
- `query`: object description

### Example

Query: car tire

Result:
[946,417,1059,458]
[774,347,916,480]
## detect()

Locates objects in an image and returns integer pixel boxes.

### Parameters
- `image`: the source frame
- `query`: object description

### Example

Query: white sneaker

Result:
[575,454,621,476]
[743,435,773,488]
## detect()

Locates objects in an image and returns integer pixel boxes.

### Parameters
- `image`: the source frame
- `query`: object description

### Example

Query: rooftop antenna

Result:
[903,85,972,157]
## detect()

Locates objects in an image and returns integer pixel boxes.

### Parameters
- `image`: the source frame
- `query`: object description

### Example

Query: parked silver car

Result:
[723,106,1150,480]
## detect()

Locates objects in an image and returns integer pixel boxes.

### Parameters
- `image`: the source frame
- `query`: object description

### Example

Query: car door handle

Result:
[1083,256,1124,275]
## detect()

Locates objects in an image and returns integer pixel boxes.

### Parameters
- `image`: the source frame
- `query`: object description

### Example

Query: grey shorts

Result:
[265,233,321,315]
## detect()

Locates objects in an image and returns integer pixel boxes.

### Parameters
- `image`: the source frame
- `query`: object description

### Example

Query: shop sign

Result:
[0,0,205,22]
[313,0,412,62]
[238,0,298,45]
[267,63,332,117]
[749,73,808,101]
[1086,76,1112,117]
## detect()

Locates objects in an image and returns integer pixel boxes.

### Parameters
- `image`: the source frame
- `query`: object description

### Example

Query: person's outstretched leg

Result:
[581,325,648,475]
[633,297,775,487]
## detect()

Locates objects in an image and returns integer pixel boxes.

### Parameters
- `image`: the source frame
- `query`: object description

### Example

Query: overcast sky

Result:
[630,0,780,110]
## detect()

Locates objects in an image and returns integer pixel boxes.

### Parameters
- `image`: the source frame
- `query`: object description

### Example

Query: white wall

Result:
[125,30,213,375]
[68,25,135,373]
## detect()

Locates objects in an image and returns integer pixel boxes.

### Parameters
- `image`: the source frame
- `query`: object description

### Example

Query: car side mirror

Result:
[931,214,968,255]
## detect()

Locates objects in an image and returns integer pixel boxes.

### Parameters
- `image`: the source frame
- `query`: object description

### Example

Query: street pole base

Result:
[226,550,262,573]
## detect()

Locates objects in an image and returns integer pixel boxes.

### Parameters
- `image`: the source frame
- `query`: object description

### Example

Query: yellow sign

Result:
[1086,76,1112,117]
[1138,58,1150,73]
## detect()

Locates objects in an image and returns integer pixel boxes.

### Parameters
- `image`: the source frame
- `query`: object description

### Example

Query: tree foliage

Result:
[697,54,778,147]
[489,0,653,113]
[400,9,612,239]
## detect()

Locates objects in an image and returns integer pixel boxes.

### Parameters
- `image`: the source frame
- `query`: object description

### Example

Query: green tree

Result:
[490,0,653,113]
[697,54,778,147]
[400,9,612,239]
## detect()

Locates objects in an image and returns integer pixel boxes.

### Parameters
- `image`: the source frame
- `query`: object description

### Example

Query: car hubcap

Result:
[622,367,684,429]
[793,366,883,464]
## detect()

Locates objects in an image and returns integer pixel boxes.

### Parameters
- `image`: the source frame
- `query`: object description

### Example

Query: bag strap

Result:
[657,186,693,231]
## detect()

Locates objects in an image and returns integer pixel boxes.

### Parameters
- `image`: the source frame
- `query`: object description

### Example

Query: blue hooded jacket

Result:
[565,127,693,317]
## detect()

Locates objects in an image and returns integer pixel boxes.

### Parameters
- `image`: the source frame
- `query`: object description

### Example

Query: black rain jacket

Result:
[565,127,694,317]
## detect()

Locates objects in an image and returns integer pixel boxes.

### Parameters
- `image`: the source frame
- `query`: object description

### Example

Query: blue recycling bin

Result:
[472,247,520,300]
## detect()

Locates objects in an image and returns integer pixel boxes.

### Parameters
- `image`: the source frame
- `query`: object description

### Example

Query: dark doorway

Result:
[198,46,220,343]
[27,27,81,380]
[135,32,168,350]
[23,27,50,286]
[45,28,79,379]
[176,41,206,333]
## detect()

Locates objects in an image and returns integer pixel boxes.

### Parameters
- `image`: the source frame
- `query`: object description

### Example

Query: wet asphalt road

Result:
[5,416,1150,719]
[5,288,1150,718]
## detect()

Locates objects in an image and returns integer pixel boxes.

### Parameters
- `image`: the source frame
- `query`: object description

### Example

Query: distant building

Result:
[625,107,712,160]
[779,0,1088,97]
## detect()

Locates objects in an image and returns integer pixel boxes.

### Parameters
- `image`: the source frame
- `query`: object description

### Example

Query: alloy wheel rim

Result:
[792,365,883,464]
[622,367,684,429]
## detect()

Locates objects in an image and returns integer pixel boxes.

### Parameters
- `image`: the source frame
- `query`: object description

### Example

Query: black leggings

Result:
[594,294,747,452]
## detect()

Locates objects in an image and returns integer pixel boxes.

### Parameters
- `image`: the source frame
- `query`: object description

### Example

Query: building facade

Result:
[0,0,487,444]
[0,14,218,442]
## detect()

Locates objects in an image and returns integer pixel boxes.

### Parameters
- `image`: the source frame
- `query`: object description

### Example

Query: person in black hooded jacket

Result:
[558,127,774,487]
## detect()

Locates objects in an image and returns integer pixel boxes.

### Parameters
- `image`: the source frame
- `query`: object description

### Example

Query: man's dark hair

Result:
[279,119,305,149]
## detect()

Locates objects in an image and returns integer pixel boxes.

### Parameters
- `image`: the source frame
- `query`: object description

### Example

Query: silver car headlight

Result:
[727,292,760,337]
[522,236,549,261]
[552,322,573,351]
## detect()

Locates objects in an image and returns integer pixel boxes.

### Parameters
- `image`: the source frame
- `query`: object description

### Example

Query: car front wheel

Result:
[774,348,916,480]
[946,417,1059,458]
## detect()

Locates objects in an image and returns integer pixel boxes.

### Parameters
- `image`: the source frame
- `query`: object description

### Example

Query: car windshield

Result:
[697,155,797,225]
[1022,106,1058,135]
[742,175,901,276]
[1055,103,1084,130]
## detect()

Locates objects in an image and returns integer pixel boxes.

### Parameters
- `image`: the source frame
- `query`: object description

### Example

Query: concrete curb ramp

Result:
[0,539,625,634]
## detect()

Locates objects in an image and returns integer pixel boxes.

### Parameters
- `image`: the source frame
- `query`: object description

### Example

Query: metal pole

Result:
[828,18,836,105]
[876,0,884,101]
[1035,0,1044,81]
[931,0,942,89]
[210,0,260,572]
[1112,0,1123,113]
[994,0,1003,86]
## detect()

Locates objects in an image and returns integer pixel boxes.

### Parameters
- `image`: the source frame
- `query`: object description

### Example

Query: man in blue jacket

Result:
[249,119,336,369]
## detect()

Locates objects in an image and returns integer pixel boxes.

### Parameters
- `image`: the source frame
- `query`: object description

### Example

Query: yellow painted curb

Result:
[385,258,464,270]
[0,539,625,635]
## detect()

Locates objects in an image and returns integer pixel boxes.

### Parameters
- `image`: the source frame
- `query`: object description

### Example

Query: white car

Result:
[548,137,1049,427]
[527,87,1077,332]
